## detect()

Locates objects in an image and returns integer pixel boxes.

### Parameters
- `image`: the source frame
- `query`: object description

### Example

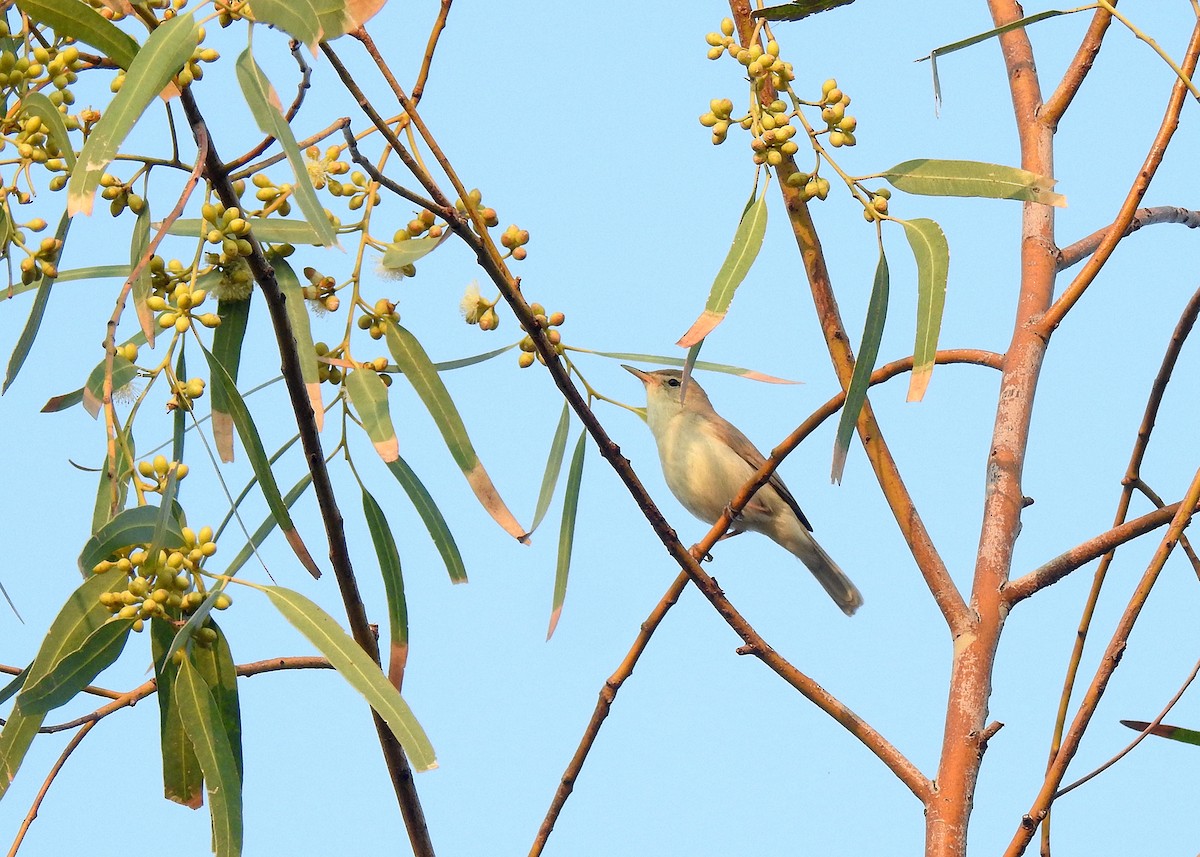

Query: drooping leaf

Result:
[16,0,139,69]
[175,657,243,857]
[67,14,198,216]
[832,240,889,483]
[248,0,322,50]
[0,568,125,799]
[16,617,133,716]
[346,368,397,462]
[21,91,76,171]
[574,348,797,384]
[899,218,949,401]
[130,202,155,342]
[752,0,856,21]
[210,294,253,462]
[0,667,29,706]
[530,403,571,534]
[362,487,408,690]
[151,617,203,808]
[77,503,185,577]
[2,264,129,305]
[188,619,243,781]
[880,159,1066,207]
[677,188,769,348]
[274,258,322,429]
[384,321,529,543]
[235,49,336,247]
[200,342,321,577]
[3,212,71,393]
[166,217,323,246]
[91,429,133,530]
[259,584,436,770]
[547,430,587,640]
[386,457,466,584]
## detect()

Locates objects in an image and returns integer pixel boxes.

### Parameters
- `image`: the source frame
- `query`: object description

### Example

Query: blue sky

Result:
[3,2,1200,855]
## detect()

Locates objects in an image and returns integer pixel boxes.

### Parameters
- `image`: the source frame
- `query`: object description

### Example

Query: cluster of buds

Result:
[820,78,857,147]
[357,297,400,340]
[500,224,529,261]
[314,341,345,385]
[456,188,499,230]
[99,173,146,217]
[18,234,61,285]
[250,173,294,217]
[328,170,379,211]
[167,375,206,412]
[135,455,189,493]
[404,208,445,240]
[516,303,566,368]
[147,281,220,333]
[304,266,340,313]
[305,145,352,190]
[93,524,229,635]
[201,201,254,264]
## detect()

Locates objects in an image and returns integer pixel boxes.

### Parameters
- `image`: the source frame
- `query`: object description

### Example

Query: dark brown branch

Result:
[176,89,436,857]
[1056,206,1200,271]
[224,39,314,173]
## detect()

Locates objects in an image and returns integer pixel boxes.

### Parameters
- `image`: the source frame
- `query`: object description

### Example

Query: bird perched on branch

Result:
[624,365,862,615]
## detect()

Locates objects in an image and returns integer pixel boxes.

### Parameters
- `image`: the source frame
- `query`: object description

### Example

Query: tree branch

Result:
[1056,206,1200,271]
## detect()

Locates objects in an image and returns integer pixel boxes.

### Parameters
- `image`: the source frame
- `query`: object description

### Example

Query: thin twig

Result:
[1004,464,1200,857]
[7,720,95,857]
[412,0,453,103]
[1040,21,1200,332]
[1056,206,1200,271]
[1040,4,1115,128]
[1055,655,1200,798]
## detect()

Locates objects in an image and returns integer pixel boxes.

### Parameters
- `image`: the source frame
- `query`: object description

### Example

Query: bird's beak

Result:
[621,364,654,384]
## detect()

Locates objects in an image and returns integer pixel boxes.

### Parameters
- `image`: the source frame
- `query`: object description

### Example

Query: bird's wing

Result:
[713,418,814,533]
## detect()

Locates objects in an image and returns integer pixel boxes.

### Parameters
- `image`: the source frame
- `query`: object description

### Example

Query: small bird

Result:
[624,365,862,615]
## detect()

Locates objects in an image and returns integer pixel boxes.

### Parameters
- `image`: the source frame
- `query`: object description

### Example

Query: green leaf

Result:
[210,294,253,462]
[380,235,445,270]
[0,667,29,706]
[0,568,125,799]
[259,585,436,770]
[80,354,138,419]
[386,457,466,584]
[346,368,398,462]
[547,430,587,640]
[151,617,203,808]
[1120,719,1200,747]
[16,0,139,70]
[165,217,324,245]
[16,618,132,716]
[384,321,529,543]
[900,218,950,401]
[175,657,243,857]
[21,91,76,172]
[0,264,129,305]
[189,620,243,781]
[880,159,1065,207]
[200,341,321,578]
[832,240,889,483]
[248,0,322,50]
[429,344,516,372]
[235,49,336,247]
[126,204,155,343]
[273,258,323,428]
[78,504,185,577]
[91,429,133,530]
[917,10,1072,106]
[752,0,857,21]
[676,188,769,348]
[3,212,71,393]
[362,487,408,690]
[571,348,797,384]
[530,403,571,534]
[219,470,312,582]
[67,14,198,216]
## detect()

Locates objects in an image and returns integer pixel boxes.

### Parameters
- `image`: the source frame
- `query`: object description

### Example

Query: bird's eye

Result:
[667,378,680,387]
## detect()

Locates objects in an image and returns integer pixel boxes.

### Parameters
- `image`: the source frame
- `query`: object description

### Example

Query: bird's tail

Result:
[782,529,863,616]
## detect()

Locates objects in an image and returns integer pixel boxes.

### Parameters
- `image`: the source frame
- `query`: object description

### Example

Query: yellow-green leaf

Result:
[67,14,198,216]
[530,403,571,534]
[900,218,949,401]
[274,259,323,429]
[362,487,408,690]
[880,159,1065,207]
[346,368,398,462]
[235,49,336,247]
[547,430,587,640]
[165,217,323,245]
[16,0,139,69]
[16,618,132,715]
[386,457,467,584]
[260,584,436,770]
[677,188,768,348]
[384,321,529,543]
